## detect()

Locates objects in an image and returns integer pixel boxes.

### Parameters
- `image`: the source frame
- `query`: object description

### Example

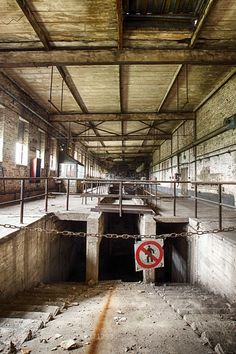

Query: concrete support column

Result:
[139,214,156,284]
[86,212,103,283]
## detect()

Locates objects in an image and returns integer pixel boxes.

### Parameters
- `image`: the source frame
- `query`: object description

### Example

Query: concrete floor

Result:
[17,282,215,354]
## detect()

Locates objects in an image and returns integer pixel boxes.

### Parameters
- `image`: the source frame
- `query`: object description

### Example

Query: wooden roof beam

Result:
[1,49,236,67]
[50,112,195,122]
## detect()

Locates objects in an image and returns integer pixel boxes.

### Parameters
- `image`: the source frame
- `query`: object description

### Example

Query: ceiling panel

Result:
[6,67,80,112]
[31,0,118,48]
[67,66,120,113]
[162,65,233,111]
[123,64,180,112]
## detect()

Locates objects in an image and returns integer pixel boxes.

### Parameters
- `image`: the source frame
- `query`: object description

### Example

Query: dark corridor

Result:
[59,220,87,282]
[99,213,143,282]
[156,222,189,283]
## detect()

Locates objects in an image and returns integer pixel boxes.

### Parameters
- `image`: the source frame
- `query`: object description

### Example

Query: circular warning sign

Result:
[135,240,164,269]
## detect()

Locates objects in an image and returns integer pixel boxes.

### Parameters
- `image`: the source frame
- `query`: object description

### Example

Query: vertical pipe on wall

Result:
[218,183,222,230]
[194,119,197,181]
[66,178,70,211]
[173,181,176,216]
[119,181,122,217]
[20,179,25,224]
[45,178,49,212]
[194,183,198,218]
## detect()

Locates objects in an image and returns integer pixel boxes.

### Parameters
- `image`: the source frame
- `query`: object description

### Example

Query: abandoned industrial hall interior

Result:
[1,0,236,353]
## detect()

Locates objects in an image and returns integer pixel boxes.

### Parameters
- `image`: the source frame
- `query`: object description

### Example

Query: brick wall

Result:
[0,104,58,201]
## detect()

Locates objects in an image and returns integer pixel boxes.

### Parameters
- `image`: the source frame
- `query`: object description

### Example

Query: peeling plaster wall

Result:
[151,73,236,205]
[0,216,74,299]
[188,220,236,302]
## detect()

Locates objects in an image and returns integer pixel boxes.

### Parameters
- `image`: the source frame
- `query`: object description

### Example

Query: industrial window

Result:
[36,130,45,168]
[49,138,57,171]
[15,117,29,166]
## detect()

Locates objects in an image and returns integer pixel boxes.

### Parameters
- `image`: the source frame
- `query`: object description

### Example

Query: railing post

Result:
[85,181,87,205]
[173,181,176,216]
[119,181,122,217]
[66,179,70,211]
[155,182,157,208]
[20,179,25,224]
[218,183,222,230]
[194,183,198,218]
[45,178,49,212]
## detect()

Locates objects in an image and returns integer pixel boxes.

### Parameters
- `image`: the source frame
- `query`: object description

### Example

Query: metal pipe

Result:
[45,179,49,212]
[173,181,176,216]
[66,179,70,211]
[218,184,222,230]
[119,181,122,217]
[20,179,25,224]
[194,183,198,218]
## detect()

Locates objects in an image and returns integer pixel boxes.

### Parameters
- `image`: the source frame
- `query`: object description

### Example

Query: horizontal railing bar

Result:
[0,193,48,206]
[0,177,236,186]
[191,196,236,209]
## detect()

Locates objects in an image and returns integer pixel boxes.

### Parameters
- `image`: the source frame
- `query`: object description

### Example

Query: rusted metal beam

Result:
[157,65,183,112]
[72,134,171,141]
[96,152,151,157]
[1,49,236,67]
[50,112,195,122]
[116,0,123,50]
[57,66,88,113]
[190,0,215,48]
[15,0,50,50]
[87,145,159,150]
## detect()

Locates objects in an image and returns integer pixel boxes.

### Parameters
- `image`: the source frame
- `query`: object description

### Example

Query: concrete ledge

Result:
[155,216,189,223]
[55,212,90,221]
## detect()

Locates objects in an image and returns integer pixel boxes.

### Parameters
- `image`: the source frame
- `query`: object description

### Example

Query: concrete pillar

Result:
[139,214,156,284]
[86,212,103,283]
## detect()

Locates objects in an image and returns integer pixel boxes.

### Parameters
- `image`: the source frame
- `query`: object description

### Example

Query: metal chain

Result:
[0,222,236,240]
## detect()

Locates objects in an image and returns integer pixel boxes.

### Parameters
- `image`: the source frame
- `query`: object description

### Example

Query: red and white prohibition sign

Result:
[134,239,164,271]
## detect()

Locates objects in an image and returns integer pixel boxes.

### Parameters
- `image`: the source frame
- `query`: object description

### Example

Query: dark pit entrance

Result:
[99,213,142,282]
[156,222,189,283]
[58,220,87,282]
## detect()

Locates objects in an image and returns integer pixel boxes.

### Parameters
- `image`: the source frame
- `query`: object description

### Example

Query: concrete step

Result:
[0,304,60,317]
[177,307,232,316]
[0,317,43,353]
[10,298,66,310]
[0,310,52,324]
[183,314,236,353]
[30,286,84,295]
[157,284,236,354]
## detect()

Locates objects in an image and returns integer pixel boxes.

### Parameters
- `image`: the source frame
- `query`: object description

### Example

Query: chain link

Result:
[0,222,236,240]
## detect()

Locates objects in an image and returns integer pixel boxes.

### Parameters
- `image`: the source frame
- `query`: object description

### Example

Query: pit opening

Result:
[99,213,143,282]
[59,220,87,282]
[155,222,189,283]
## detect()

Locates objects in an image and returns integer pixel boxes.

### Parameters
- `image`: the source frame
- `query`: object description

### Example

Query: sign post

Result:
[134,239,164,272]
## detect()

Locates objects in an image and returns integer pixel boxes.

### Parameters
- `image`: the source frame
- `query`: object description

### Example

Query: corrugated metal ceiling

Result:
[123,0,209,28]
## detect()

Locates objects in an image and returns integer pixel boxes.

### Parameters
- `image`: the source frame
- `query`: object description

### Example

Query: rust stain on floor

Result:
[87,286,115,354]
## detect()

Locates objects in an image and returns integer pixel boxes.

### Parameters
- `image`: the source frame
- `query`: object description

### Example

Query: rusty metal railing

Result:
[0,177,236,229]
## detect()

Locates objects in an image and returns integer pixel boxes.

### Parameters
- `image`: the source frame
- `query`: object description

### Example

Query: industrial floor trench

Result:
[1,281,236,354]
